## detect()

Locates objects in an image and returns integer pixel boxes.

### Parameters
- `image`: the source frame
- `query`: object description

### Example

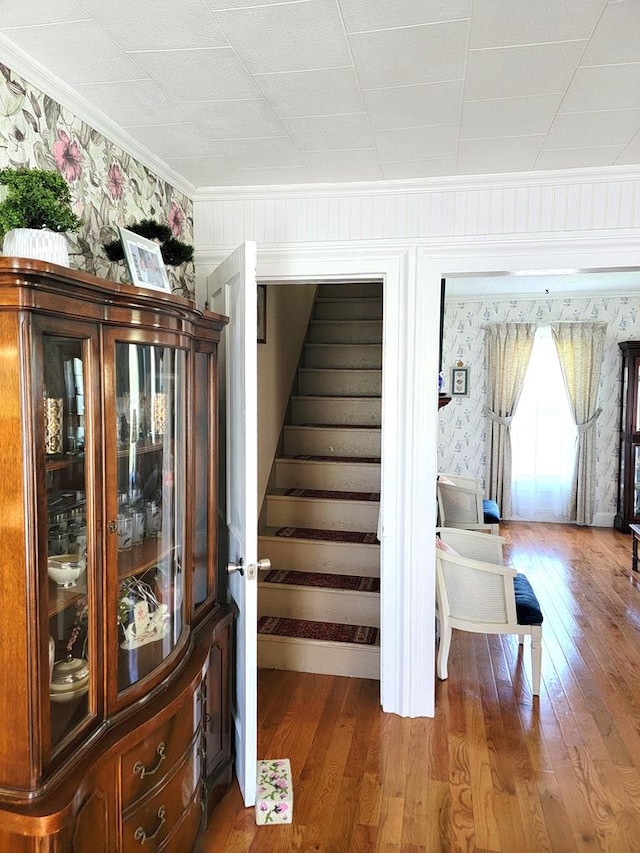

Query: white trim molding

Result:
[258,244,439,720]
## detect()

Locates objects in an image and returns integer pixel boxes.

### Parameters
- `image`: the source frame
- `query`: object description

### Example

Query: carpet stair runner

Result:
[258,617,379,646]
[273,526,379,544]
[258,282,382,680]
[282,488,380,501]
[263,569,380,592]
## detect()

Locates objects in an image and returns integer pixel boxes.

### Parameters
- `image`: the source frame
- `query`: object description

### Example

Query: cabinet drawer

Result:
[156,795,205,853]
[121,692,201,807]
[122,744,202,851]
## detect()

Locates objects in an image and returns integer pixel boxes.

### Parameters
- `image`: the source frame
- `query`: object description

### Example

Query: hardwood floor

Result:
[203,522,640,852]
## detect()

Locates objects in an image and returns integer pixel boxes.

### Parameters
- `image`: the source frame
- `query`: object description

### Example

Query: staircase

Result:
[257,282,382,679]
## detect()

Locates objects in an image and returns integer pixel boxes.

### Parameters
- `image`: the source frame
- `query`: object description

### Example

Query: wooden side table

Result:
[629,524,640,572]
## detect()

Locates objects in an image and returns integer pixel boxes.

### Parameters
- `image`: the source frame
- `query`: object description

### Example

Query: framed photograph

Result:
[451,366,469,396]
[257,284,267,344]
[119,227,171,293]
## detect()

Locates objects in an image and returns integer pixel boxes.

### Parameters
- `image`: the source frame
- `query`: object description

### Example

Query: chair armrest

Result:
[436,527,505,564]
[436,549,518,624]
[436,550,516,578]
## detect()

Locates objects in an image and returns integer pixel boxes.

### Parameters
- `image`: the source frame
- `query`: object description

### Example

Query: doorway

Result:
[431,244,640,532]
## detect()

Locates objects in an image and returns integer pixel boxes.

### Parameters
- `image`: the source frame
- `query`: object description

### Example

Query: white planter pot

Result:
[2,228,69,267]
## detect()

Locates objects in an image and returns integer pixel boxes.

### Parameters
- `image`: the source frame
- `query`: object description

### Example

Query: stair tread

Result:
[291,394,381,401]
[298,367,382,373]
[310,318,382,324]
[261,525,379,545]
[279,455,380,463]
[288,423,381,429]
[257,616,379,646]
[261,569,380,591]
[305,342,381,348]
[315,297,382,303]
[270,487,380,501]
[283,422,382,432]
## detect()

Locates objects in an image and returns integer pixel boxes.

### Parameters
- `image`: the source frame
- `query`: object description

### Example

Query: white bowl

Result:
[50,683,89,704]
[47,554,86,588]
[50,657,89,703]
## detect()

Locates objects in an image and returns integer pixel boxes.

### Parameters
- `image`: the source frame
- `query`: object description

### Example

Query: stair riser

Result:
[258,636,380,679]
[283,426,380,457]
[266,496,379,532]
[298,369,381,397]
[314,300,382,321]
[309,321,382,344]
[274,459,381,492]
[258,535,380,575]
[291,397,381,426]
[304,344,382,369]
[317,283,382,299]
[258,585,380,627]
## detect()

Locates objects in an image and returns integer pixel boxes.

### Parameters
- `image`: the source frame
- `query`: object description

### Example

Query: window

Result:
[511,326,576,521]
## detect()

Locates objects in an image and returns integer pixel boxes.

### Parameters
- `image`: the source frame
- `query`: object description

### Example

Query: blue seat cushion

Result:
[514,574,543,625]
[482,498,500,524]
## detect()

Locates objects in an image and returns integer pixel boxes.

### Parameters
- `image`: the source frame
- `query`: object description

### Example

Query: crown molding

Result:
[193,163,640,203]
[0,35,195,199]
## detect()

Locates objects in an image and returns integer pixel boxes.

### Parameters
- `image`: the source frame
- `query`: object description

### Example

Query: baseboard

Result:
[592,512,615,528]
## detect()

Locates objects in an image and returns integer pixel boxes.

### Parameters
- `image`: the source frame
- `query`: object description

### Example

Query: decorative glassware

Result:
[44,397,63,455]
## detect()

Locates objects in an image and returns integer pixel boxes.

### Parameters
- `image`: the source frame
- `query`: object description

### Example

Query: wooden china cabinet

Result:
[0,258,234,851]
[615,341,640,533]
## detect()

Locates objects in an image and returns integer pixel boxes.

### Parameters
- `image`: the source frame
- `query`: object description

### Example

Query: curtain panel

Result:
[484,323,537,519]
[551,322,607,525]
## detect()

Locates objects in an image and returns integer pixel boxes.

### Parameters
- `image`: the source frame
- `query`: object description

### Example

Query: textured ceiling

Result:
[1,0,640,190]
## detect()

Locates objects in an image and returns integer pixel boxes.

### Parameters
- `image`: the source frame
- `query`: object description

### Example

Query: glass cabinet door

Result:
[43,334,92,753]
[113,342,186,694]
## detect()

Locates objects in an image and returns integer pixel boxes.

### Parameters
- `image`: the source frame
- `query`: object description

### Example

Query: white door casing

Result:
[255,245,439,719]
[207,241,259,807]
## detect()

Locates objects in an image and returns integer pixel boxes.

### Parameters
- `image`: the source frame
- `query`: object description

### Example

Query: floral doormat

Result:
[256,759,293,825]
[283,488,380,501]
[263,569,380,592]
[274,526,379,544]
[257,616,379,645]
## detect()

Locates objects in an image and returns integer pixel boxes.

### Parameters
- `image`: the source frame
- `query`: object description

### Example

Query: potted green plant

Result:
[0,166,82,266]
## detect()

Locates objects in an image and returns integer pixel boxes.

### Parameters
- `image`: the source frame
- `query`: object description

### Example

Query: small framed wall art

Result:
[119,227,171,293]
[451,365,469,396]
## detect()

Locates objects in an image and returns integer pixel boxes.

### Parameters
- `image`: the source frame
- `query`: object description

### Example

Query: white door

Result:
[207,241,260,807]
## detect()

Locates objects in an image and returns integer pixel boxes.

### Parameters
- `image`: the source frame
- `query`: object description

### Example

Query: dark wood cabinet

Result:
[0,258,233,850]
[614,341,640,533]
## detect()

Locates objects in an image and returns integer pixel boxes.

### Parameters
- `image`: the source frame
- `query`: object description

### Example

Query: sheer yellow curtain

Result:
[484,323,537,519]
[551,322,607,525]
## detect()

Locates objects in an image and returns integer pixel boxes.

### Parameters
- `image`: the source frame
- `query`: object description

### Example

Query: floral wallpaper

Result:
[438,291,640,525]
[0,63,194,296]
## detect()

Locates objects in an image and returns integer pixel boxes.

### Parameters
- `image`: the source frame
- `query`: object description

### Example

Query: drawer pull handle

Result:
[133,742,166,779]
[134,805,166,844]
